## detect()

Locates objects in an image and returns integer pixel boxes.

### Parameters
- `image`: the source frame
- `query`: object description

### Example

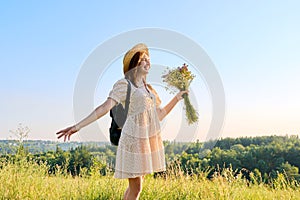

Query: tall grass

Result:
[1,159,300,200]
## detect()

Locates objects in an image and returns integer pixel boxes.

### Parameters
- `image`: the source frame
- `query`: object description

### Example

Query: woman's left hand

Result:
[176,90,189,101]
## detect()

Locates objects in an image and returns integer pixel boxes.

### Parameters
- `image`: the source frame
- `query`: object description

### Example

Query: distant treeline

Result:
[1,135,300,183]
[0,140,108,154]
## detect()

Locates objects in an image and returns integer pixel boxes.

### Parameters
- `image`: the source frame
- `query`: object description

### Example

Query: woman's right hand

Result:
[55,98,117,142]
[56,125,79,142]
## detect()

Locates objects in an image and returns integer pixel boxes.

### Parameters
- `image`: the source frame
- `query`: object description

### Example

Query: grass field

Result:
[1,159,300,200]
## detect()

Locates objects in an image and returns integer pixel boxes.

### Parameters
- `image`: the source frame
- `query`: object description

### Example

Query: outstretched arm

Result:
[156,90,188,121]
[56,98,117,141]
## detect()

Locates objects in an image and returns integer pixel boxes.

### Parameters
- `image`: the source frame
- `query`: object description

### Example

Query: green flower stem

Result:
[183,94,198,124]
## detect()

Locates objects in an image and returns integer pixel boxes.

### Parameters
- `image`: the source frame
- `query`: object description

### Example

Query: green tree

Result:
[68,146,92,176]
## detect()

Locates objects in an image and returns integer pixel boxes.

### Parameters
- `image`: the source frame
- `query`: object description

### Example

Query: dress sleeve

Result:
[108,79,128,104]
[147,84,162,108]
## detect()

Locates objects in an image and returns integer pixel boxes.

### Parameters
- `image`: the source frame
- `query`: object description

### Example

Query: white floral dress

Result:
[108,78,166,179]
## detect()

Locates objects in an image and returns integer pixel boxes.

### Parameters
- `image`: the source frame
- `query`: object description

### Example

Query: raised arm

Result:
[156,90,188,121]
[56,98,117,141]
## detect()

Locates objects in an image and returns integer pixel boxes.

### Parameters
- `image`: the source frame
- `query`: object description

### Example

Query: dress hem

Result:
[114,168,166,179]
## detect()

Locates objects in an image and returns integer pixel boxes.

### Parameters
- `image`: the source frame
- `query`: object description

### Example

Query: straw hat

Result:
[123,43,149,74]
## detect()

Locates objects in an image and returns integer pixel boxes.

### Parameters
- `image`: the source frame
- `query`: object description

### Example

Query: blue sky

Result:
[1,1,300,141]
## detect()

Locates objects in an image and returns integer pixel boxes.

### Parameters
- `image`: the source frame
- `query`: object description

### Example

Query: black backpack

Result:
[109,79,131,146]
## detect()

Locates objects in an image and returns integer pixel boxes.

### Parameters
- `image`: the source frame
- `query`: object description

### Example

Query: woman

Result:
[56,43,188,200]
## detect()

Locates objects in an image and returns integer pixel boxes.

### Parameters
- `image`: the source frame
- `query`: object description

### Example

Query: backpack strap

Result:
[124,79,131,119]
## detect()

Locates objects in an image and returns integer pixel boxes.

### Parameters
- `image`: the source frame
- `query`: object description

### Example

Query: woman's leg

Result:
[124,186,130,200]
[124,176,143,200]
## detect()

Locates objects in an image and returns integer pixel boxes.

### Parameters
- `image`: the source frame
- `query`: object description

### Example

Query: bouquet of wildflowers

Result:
[162,63,198,124]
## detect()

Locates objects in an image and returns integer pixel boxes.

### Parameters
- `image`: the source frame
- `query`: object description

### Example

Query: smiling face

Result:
[136,52,151,75]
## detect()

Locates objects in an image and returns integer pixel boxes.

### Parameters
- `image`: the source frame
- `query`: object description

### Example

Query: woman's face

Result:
[136,53,150,75]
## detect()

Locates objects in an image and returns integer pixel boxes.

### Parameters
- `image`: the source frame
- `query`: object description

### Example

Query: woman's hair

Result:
[125,51,142,85]
[128,52,141,72]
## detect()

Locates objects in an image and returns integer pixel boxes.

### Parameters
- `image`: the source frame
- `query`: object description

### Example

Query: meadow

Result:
[1,159,300,200]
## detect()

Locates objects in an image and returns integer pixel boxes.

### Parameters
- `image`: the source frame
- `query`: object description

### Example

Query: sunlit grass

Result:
[1,159,300,200]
